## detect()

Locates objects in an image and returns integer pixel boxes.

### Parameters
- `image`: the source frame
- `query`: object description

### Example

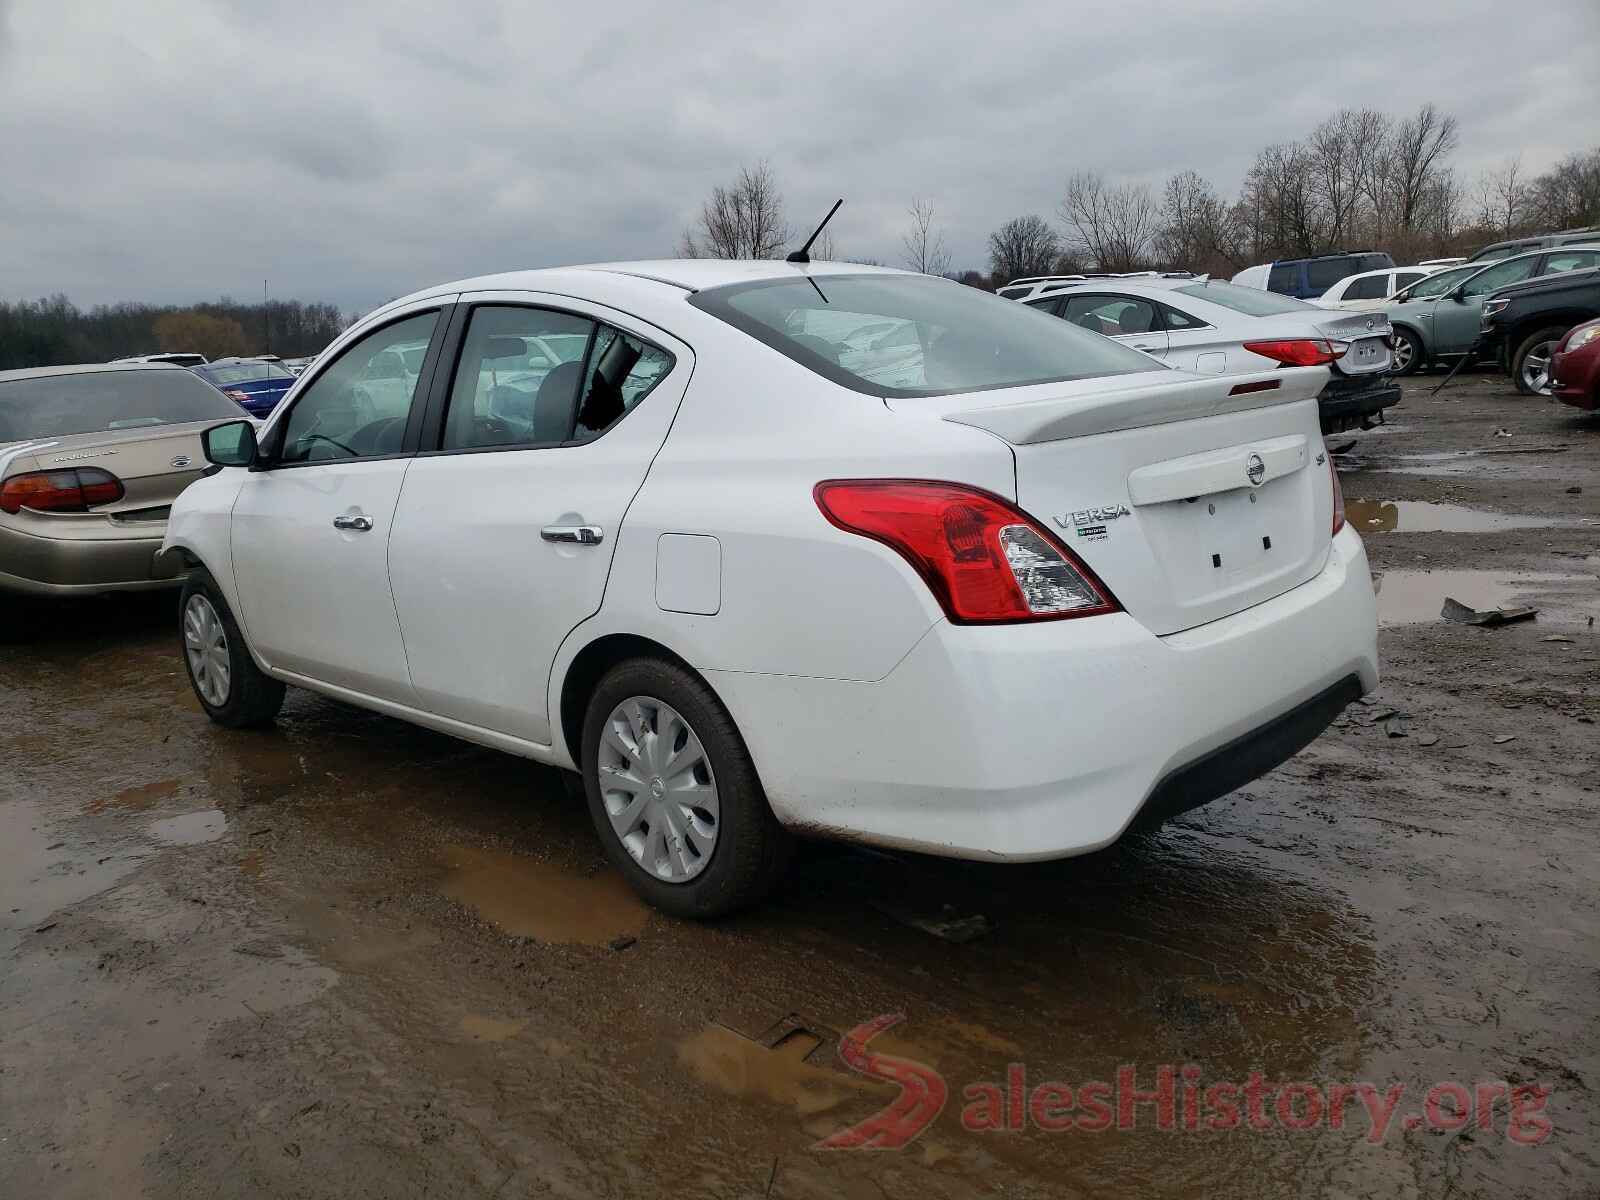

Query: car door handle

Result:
[541,524,604,545]
[1130,341,1162,352]
[332,514,374,532]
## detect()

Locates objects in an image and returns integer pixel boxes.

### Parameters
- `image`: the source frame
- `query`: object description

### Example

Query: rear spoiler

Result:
[939,367,1326,445]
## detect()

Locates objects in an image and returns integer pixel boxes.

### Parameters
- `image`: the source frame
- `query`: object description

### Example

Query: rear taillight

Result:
[0,467,124,515]
[1329,456,1345,536]
[814,479,1119,623]
[1243,338,1346,367]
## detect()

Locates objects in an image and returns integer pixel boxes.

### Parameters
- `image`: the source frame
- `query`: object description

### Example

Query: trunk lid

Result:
[893,366,1336,635]
[1312,310,1393,376]
[1,421,211,520]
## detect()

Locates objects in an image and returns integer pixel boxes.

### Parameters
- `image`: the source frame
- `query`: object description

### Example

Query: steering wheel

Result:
[348,416,406,456]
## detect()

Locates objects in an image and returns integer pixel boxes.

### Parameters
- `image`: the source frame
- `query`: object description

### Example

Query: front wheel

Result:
[1391,327,1424,375]
[581,657,789,918]
[180,570,285,727]
[1512,326,1567,396]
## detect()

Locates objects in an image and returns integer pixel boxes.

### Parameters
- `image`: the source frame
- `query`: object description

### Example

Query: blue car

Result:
[192,358,296,418]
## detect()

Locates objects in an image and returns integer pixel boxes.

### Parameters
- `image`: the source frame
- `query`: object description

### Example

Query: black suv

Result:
[1478,267,1600,394]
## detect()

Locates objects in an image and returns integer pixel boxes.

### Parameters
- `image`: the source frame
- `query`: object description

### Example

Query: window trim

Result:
[255,304,451,472]
[1155,301,1213,333]
[414,299,679,459]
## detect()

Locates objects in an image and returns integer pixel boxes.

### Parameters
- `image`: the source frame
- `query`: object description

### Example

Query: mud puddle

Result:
[1345,498,1569,533]
[677,1024,876,1132]
[1375,569,1600,625]
[148,809,227,846]
[0,799,141,944]
[86,776,183,814]
[436,844,647,945]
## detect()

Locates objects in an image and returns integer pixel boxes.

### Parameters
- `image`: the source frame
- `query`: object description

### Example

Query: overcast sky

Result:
[3,0,1597,313]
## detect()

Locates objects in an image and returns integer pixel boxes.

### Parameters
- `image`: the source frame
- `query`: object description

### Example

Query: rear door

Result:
[386,294,691,744]
[229,303,449,702]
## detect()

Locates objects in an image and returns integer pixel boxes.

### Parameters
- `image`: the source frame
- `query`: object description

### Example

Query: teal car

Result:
[1385,245,1600,373]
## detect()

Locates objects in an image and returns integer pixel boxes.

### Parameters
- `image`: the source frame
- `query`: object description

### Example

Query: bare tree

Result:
[988,215,1061,283]
[1388,103,1459,235]
[900,198,952,276]
[682,161,792,259]
[1241,143,1324,257]
[1525,148,1600,229]
[1155,170,1244,273]
[1060,171,1157,271]
[1475,156,1528,235]
[1308,110,1372,246]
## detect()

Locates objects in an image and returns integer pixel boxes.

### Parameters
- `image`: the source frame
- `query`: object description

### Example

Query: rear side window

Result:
[571,327,674,444]
[1393,271,1427,292]
[997,286,1031,299]
[1159,303,1207,330]
[1307,257,1358,291]
[1344,275,1388,301]
[1355,254,1394,274]
[1540,250,1598,275]
[690,274,1153,398]
[1267,263,1300,293]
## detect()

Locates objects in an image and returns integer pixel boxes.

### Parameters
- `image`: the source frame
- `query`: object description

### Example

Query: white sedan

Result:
[1309,266,1441,310]
[164,261,1378,917]
[1026,277,1401,433]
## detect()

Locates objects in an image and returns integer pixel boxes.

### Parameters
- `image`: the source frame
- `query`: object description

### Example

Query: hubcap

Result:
[597,696,719,883]
[1393,336,1414,371]
[183,594,231,707]
[1522,344,1554,395]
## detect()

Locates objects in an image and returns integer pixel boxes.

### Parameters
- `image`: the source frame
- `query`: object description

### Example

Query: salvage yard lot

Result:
[1,374,1596,1199]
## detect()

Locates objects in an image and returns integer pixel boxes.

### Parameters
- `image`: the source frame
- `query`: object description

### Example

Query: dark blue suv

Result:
[1233,252,1396,300]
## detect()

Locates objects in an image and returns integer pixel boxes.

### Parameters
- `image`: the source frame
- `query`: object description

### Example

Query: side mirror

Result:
[1450,288,1469,303]
[201,420,258,468]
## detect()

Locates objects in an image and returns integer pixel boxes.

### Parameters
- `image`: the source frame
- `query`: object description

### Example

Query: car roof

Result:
[1031,277,1204,299]
[0,361,188,383]
[402,259,912,301]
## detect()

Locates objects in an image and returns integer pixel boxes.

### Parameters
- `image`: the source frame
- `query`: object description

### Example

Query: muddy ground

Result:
[2,372,1597,1199]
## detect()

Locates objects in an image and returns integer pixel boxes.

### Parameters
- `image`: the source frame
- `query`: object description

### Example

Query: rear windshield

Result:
[197,361,296,386]
[688,274,1155,397]
[1173,280,1314,316]
[0,369,244,442]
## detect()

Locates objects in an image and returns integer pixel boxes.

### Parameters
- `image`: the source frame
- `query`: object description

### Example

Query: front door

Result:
[1059,293,1169,358]
[230,306,445,703]
[387,297,690,744]
[1435,255,1541,355]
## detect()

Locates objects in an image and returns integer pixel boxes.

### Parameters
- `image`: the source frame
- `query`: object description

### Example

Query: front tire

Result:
[1391,327,1424,375]
[1512,326,1566,396]
[179,570,285,727]
[581,657,789,918]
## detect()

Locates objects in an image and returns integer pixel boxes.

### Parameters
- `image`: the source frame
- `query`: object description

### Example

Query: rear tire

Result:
[581,657,789,918]
[1512,326,1567,396]
[179,569,285,728]
[1391,327,1424,375]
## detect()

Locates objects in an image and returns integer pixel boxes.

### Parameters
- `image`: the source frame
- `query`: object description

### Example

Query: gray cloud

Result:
[2,0,1597,313]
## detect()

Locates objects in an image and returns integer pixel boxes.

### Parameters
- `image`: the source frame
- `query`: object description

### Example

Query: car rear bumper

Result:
[0,521,184,596]
[708,525,1378,861]
[1317,374,1402,431]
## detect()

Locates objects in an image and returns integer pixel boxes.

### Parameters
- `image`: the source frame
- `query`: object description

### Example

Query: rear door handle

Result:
[541,524,604,545]
[1130,342,1162,352]
[332,514,373,532]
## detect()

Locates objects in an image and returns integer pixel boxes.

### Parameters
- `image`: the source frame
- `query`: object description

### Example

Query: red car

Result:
[1552,317,1600,410]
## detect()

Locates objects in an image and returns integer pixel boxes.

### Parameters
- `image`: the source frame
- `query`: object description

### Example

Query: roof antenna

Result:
[787,198,843,264]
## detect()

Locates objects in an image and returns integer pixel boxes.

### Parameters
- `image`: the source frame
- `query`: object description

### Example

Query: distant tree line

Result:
[0,296,350,371]
[985,107,1600,285]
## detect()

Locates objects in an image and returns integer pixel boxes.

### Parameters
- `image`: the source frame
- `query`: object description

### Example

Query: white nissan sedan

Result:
[164,261,1378,917]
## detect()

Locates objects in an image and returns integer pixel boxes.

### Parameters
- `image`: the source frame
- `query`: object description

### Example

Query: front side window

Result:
[278,312,438,463]
[690,274,1154,397]
[1397,265,1475,302]
[1462,256,1538,298]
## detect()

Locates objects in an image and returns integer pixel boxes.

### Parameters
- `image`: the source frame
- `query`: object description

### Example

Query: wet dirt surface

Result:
[2,372,1597,1198]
